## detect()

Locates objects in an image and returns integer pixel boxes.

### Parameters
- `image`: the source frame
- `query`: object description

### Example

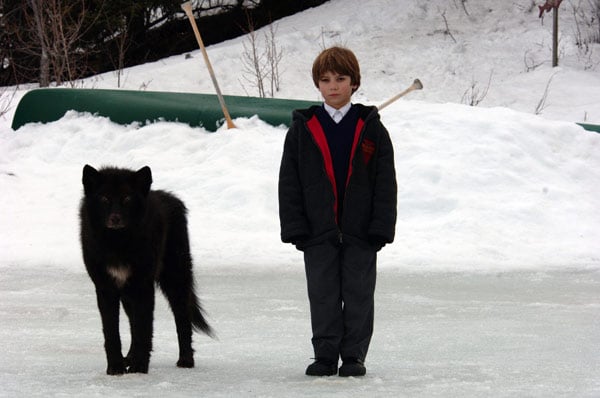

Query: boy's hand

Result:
[368,235,387,250]
[290,235,309,251]
[290,235,309,246]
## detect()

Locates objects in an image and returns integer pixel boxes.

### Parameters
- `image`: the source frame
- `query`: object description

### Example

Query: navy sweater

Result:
[315,105,359,223]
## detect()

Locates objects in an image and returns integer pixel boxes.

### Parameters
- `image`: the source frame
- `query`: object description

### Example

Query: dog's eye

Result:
[100,196,109,204]
[122,196,132,205]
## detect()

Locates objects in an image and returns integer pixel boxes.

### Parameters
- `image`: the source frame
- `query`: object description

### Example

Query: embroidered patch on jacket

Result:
[361,139,376,164]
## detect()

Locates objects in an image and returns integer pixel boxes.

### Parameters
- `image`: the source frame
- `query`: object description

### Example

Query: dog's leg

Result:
[159,215,198,368]
[159,272,195,368]
[121,297,136,367]
[95,287,125,375]
[123,283,155,373]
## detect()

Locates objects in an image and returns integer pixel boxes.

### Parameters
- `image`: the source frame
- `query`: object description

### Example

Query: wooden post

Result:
[538,0,562,67]
[552,5,559,67]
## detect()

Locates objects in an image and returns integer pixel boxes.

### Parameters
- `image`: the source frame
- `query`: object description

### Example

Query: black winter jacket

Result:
[278,104,397,250]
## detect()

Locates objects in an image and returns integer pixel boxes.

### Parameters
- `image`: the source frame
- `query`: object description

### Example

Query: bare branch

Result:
[240,13,283,98]
[265,22,283,95]
[535,72,557,115]
[453,0,470,16]
[440,9,457,43]
[0,86,17,120]
[240,16,267,98]
[524,49,545,72]
[461,70,493,106]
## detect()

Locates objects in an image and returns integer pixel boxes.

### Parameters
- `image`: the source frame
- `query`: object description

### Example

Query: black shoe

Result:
[338,358,366,377]
[305,358,338,376]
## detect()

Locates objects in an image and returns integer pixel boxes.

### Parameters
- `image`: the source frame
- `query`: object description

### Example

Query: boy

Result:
[278,47,397,377]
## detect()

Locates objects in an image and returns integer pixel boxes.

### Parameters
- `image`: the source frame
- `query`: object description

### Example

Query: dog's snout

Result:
[107,213,125,229]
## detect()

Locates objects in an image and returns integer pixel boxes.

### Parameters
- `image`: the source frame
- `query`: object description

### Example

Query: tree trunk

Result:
[28,0,50,86]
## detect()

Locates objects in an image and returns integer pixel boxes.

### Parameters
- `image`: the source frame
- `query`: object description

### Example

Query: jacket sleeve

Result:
[278,123,310,244]
[368,122,397,244]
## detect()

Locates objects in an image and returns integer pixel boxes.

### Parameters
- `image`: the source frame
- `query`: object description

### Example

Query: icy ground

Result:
[1,0,600,396]
[0,267,598,397]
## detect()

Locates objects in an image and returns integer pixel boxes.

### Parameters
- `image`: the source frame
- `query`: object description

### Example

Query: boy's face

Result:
[317,71,356,109]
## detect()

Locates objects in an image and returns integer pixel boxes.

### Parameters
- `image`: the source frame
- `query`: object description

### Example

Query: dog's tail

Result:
[191,293,215,338]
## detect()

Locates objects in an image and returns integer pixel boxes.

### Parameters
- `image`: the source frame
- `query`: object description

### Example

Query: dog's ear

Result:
[82,165,100,195]
[134,166,152,196]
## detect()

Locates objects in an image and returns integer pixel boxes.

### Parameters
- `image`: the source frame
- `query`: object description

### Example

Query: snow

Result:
[1,0,599,396]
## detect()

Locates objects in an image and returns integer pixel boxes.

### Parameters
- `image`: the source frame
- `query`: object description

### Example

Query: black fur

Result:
[79,165,213,375]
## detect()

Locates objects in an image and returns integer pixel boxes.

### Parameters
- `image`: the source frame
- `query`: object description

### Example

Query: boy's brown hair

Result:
[312,46,361,93]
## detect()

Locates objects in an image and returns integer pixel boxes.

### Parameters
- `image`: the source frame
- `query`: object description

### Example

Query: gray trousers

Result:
[303,239,377,362]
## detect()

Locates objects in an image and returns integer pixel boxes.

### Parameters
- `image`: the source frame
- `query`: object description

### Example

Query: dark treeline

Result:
[0,0,328,87]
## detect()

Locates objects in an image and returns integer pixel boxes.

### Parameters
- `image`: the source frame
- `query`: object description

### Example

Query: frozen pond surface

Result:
[2,0,600,395]
[1,267,598,397]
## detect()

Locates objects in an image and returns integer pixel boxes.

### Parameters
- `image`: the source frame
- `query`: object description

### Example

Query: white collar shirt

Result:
[324,102,352,124]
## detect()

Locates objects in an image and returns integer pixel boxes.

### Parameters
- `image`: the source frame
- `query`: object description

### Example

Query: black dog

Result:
[80,165,213,375]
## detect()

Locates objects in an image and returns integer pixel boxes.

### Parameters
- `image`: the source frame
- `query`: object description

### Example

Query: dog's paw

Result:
[126,361,149,374]
[106,362,126,376]
[177,353,195,368]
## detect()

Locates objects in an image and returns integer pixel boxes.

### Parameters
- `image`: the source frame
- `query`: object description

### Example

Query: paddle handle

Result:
[182,2,236,129]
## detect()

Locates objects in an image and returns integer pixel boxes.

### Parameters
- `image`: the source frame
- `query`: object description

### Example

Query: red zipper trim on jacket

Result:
[307,115,339,220]
[306,115,365,223]
[345,118,365,188]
